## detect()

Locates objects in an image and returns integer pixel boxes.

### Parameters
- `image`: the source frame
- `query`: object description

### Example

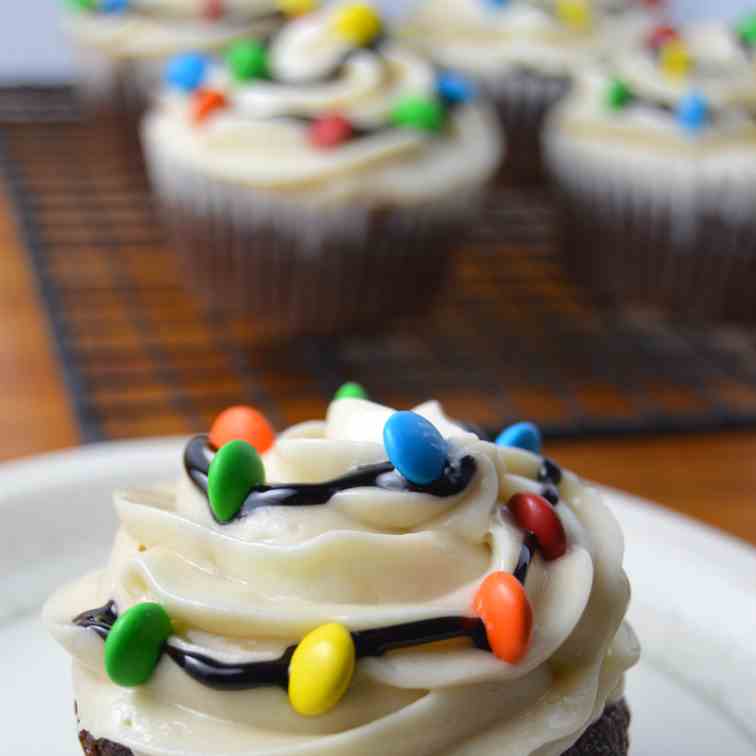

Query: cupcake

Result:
[141,2,501,340]
[401,0,658,183]
[544,16,756,321]
[45,393,639,756]
[62,0,285,128]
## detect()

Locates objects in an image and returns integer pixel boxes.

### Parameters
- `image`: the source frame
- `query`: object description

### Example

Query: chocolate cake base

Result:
[77,699,631,756]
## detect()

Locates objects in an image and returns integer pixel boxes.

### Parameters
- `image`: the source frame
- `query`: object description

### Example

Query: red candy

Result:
[309,115,353,149]
[192,88,228,124]
[506,493,567,561]
[473,572,532,664]
[647,24,679,50]
[203,0,224,20]
[210,406,276,454]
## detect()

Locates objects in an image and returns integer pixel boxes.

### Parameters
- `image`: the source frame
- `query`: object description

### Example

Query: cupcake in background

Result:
[141,1,502,341]
[62,0,286,130]
[544,15,756,322]
[400,0,660,183]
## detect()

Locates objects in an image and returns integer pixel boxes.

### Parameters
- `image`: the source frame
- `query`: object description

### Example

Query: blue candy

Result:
[436,71,476,104]
[677,91,708,133]
[165,53,209,92]
[495,421,542,453]
[101,0,128,12]
[484,0,509,7]
[383,411,448,486]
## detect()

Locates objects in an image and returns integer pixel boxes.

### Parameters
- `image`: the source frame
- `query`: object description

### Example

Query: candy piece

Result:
[192,88,228,124]
[210,405,276,453]
[279,0,318,16]
[104,603,172,687]
[166,53,209,92]
[383,411,447,486]
[506,492,567,561]
[556,0,591,31]
[66,0,96,10]
[226,40,269,81]
[660,40,691,78]
[436,71,476,104]
[495,421,542,453]
[204,0,223,20]
[289,623,356,716]
[473,572,532,664]
[737,12,756,46]
[646,24,679,51]
[332,3,382,46]
[334,381,367,400]
[677,91,708,133]
[207,440,265,522]
[390,96,445,132]
[484,0,510,7]
[310,115,353,148]
[605,77,632,110]
[101,0,129,12]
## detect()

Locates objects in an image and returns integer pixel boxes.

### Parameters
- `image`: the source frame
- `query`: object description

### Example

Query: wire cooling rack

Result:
[3,86,756,443]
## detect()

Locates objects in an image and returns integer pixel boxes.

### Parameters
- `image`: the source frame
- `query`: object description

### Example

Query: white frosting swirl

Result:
[401,0,656,80]
[45,397,638,756]
[141,2,501,202]
[64,1,282,58]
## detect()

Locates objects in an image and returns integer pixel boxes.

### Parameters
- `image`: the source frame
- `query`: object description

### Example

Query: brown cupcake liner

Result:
[76,699,631,756]
[485,69,572,185]
[143,143,481,341]
[549,167,756,322]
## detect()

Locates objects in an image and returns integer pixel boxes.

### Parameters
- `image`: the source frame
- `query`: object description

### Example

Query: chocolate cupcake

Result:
[62,0,284,131]
[544,16,756,321]
[401,0,658,183]
[141,2,501,340]
[45,394,639,756]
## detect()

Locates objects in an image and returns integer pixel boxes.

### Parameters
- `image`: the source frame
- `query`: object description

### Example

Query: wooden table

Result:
[1,190,754,548]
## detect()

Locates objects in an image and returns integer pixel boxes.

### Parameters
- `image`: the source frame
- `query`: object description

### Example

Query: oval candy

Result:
[506,492,567,561]
[473,572,532,664]
[331,3,382,46]
[165,53,209,92]
[495,421,542,453]
[310,115,353,149]
[104,603,172,687]
[209,405,276,454]
[226,40,269,81]
[334,381,367,400]
[288,623,355,716]
[383,411,447,486]
[208,439,265,523]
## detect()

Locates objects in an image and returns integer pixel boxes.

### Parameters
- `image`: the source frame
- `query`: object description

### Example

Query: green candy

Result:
[334,382,368,400]
[104,603,172,688]
[208,439,265,522]
[65,0,97,10]
[390,96,445,132]
[227,40,269,81]
[606,78,632,110]
[737,13,756,45]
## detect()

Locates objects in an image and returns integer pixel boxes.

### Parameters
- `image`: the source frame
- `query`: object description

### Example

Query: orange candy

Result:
[192,88,228,124]
[210,406,275,454]
[472,571,532,664]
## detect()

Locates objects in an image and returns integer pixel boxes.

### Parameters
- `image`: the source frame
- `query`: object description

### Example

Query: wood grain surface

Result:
[0,188,753,547]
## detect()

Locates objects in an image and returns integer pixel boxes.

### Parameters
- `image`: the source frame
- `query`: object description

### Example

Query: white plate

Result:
[1,440,755,755]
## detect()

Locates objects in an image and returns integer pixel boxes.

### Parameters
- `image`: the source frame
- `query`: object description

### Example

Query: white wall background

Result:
[0,0,753,83]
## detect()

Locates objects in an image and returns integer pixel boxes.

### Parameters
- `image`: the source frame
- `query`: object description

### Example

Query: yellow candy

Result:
[660,40,691,78]
[278,0,317,16]
[556,0,591,31]
[288,623,355,717]
[331,3,382,46]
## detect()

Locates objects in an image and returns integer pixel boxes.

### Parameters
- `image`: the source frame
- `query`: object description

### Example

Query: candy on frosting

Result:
[143,0,501,202]
[495,420,542,453]
[45,395,637,756]
[209,404,276,453]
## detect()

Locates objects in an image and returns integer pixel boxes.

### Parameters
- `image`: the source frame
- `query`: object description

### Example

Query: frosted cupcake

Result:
[62,0,285,125]
[401,0,658,183]
[45,393,639,756]
[141,2,501,339]
[544,16,756,321]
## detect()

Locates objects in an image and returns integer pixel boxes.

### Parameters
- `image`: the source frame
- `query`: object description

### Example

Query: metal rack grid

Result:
[3,86,756,443]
